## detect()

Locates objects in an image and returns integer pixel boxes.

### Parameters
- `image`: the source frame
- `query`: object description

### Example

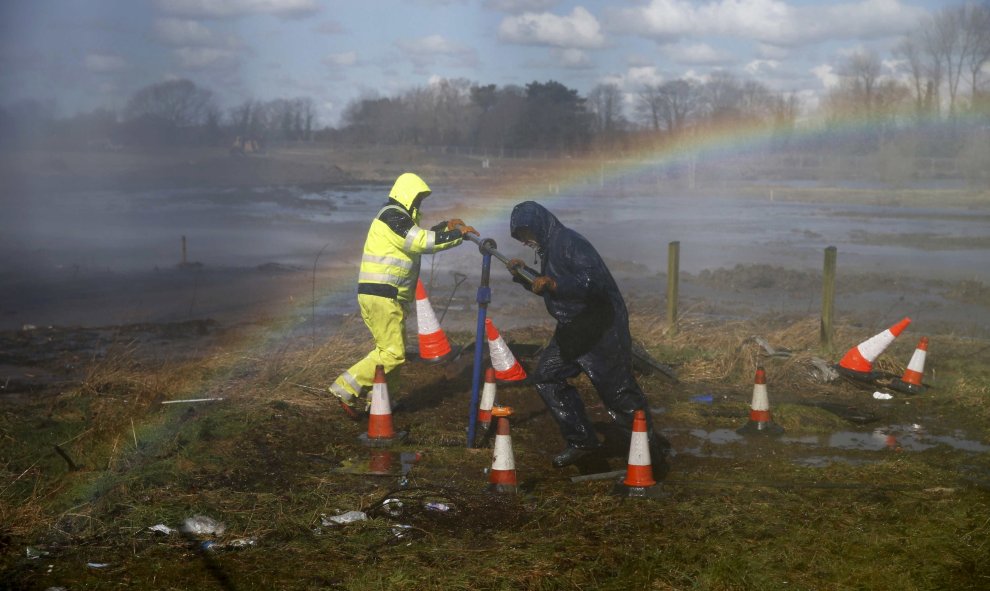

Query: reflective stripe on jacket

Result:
[358,173,463,302]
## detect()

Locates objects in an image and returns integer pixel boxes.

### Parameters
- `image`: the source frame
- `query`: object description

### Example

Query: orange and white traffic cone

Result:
[359,365,407,447]
[890,336,929,395]
[477,367,497,433]
[614,409,667,497]
[416,279,456,364]
[487,406,517,494]
[836,317,911,381]
[737,367,784,436]
[485,318,527,383]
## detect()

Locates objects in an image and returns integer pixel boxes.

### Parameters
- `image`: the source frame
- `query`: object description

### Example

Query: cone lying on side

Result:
[836,317,911,381]
[477,367,498,433]
[889,336,929,395]
[416,279,457,364]
[485,318,527,383]
[613,410,667,498]
[737,367,784,436]
[488,406,517,494]
[358,365,407,447]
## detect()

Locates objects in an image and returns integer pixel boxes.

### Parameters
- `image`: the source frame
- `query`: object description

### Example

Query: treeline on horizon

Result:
[2,3,989,162]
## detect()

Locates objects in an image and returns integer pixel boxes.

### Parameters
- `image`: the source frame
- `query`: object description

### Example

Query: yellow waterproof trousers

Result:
[329,294,407,407]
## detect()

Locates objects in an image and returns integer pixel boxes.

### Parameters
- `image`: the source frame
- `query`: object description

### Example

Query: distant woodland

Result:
[3,3,989,171]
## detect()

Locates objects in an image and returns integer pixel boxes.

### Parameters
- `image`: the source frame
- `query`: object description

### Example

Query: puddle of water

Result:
[792,456,875,468]
[665,424,990,463]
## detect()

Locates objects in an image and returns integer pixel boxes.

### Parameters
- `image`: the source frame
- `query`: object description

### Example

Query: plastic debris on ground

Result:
[752,336,792,358]
[424,502,453,512]
[199,538,257,551]
[382,498,404,516]
[810,357,840,383]
[322,510,368,526]
[148,524,174,535]
[873,391,894,400]
[87,563,111,569]
[181,515,226,536]
[26,547,49,559]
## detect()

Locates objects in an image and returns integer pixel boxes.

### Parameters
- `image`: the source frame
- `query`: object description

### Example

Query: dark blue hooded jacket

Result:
[510,201,631,360]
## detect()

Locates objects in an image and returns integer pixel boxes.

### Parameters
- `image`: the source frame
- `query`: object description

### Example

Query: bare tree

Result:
[587,83,626,144]
[124,79,216,127]
[894,37,932,116]
[963,2,990,107]
[839,50,883,117]
[636,79,697,134]
[700,71,743,124]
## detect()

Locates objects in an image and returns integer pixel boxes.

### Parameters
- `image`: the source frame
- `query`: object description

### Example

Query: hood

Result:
[510,200,559,247]
[389,173,431,210]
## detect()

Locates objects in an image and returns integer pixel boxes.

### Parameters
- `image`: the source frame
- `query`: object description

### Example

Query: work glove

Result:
[507,258,526,277]
[447,218,479,236]
[531,275,556,295]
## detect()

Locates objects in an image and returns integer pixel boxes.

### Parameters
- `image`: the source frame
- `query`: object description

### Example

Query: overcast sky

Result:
[0,0,960,126]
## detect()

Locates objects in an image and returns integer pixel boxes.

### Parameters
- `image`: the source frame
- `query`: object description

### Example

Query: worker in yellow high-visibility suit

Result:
[328,172,477,418]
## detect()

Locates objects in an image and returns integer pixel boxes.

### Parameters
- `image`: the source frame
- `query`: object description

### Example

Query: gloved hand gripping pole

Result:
[455,225,535,448]
[455,224,538,286]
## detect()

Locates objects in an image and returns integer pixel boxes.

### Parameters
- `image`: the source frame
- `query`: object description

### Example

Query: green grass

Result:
[2,317,989,590]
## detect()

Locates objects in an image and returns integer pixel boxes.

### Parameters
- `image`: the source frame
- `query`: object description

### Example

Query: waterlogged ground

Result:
[2,151,990,589]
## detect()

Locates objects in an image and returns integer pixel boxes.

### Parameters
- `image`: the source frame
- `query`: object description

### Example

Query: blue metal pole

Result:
[466,241,494,448]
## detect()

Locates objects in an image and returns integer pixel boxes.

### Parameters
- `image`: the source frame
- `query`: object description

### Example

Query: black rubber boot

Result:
[552,445,602,468]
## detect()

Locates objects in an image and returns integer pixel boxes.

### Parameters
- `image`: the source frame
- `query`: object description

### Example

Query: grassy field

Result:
[2,144,989,589]
[2,310,989,590]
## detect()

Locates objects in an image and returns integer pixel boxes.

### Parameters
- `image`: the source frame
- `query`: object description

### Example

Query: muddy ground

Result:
[1,145,989,590]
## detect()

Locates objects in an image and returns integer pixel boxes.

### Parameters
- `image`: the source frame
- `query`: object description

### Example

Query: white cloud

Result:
[84,53,128,73]
[606,0,926,48]
[552,48,592,69]
[600,65,665,92]
[155,0,321,20]
[811,63,839,89]
[395,35,479,70]
[744,59,780,76]
[498,7,605,49]
[665,43,731,66]
[323,51,358,68]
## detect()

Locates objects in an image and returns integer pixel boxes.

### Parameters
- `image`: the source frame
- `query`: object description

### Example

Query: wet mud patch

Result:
[848,230,990,251]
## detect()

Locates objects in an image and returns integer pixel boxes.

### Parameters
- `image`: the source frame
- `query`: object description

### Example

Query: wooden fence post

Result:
[667,241,680,335]
[821,246,836,354]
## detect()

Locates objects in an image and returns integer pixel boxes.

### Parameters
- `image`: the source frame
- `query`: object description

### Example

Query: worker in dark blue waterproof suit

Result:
[506,201,670,475]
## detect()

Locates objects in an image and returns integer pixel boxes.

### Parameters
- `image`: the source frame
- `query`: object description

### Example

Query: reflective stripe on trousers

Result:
[330,294,407,400]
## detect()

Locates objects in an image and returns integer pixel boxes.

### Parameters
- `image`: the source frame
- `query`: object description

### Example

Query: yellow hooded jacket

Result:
[357,173,464,302]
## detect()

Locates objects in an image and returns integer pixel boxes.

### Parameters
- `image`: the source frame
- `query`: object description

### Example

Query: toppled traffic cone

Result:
[485,318,527,383]
[614,409,666,498]
[890,336,929,395]
[416,279,456,364]
[737,367,784,436]
[836,317,911,381]
[358,365,407,447]
[488,406,517,494]
[477,367,497,433]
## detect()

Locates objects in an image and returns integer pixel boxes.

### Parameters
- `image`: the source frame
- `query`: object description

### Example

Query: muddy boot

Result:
[552,444,602,468]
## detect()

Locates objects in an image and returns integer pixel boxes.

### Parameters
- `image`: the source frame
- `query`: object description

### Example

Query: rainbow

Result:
[212,111,984,365]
